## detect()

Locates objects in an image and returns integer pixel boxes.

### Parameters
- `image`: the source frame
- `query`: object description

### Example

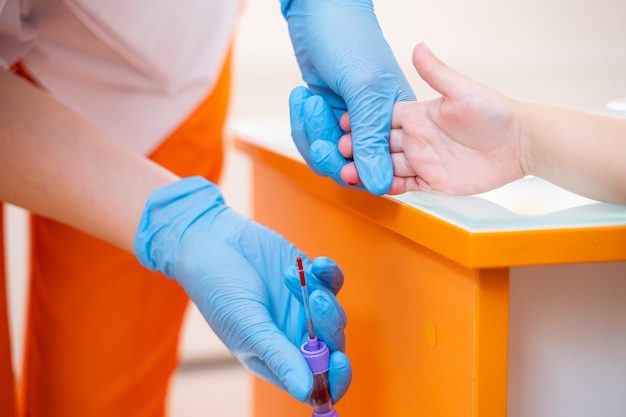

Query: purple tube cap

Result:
[313,410,339,417]
[300,337,330,374]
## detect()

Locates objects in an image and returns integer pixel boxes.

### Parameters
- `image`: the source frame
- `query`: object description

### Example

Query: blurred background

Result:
[4,0,626,415]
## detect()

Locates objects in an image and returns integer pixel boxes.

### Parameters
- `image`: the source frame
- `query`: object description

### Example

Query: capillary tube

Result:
[296,257,339,417]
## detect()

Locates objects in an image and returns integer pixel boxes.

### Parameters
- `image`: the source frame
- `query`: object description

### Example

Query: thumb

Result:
[412,43,468,99]
[239,327,313,402]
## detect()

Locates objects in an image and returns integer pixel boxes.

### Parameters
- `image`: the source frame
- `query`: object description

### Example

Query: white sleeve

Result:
[0,0,36,68]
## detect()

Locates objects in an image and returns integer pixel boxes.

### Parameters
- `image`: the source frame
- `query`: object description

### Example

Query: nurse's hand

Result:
[289,87,359,190]
[134,177,351,403]
[281,0,415,195]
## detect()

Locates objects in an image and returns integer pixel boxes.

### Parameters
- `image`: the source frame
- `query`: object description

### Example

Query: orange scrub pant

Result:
[0,52,232,417]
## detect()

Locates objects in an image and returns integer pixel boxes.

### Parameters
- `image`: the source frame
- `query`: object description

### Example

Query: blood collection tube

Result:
[301,337,338,417]
[297,257,339,417]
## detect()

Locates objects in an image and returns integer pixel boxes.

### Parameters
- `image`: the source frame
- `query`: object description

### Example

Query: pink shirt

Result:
[0,0,242,154]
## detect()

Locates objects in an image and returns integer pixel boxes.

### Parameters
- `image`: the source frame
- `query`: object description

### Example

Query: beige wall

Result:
[231,0,626,120]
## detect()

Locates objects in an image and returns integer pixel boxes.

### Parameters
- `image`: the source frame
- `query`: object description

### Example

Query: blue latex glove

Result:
[134,177,351,403]
[281,0,416,195]
[289,86,365,191]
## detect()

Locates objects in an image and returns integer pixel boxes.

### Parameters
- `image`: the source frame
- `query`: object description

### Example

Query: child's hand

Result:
[339,43,527,196]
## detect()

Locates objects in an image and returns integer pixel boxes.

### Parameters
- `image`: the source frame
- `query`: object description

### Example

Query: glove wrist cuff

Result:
[133,176,225,278]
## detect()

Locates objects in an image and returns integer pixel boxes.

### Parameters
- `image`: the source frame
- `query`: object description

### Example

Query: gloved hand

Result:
[281,0,416,195]
[134,177,351,403]
[290,86,365,191]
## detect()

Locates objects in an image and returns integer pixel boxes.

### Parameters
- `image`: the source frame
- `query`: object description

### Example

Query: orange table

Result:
[231,120,626,417]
